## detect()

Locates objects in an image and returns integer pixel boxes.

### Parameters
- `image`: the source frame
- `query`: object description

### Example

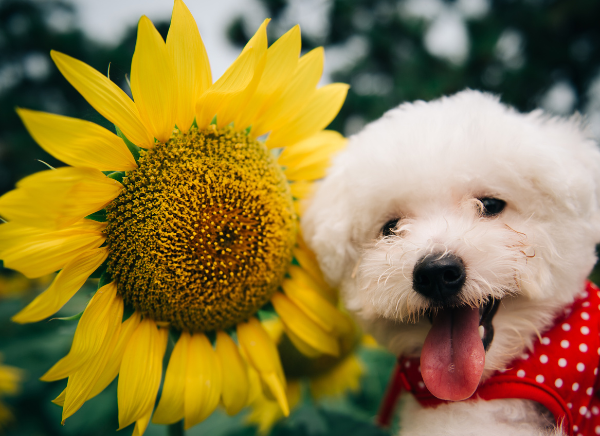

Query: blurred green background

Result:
[1,0,600,435]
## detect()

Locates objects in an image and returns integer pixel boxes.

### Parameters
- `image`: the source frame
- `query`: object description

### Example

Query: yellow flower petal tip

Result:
[262,372,289,417]
[6,0,348,431]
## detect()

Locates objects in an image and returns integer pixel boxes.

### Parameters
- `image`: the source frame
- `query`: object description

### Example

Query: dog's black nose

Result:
[413,253,466,302]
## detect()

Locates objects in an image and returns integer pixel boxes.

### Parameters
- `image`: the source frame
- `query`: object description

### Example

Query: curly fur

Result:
[302,90,600,435]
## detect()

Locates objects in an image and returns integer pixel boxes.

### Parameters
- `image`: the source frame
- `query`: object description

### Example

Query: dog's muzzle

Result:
[413,253,466,303]
[414,252,502,401]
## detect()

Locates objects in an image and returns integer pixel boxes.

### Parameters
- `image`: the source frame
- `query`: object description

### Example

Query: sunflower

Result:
[246,318,373,435]
[0,355,22,431]
[0,0,349,433]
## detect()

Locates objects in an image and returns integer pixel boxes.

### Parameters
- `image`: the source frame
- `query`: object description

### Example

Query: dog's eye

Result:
[479,197,506,217]
[381,218,400,237]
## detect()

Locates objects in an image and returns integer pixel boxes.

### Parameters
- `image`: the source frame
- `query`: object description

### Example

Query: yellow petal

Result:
[216,331,249,416]
[282,275,352,335]
[167,0,211,132]
[218,19,269,128]
[279,130,346,181]
[308,354,363,400]
[0,220,105,279]
[252,47,324,137]
[289,181,315,200]
[0,167,121,230]
[86,311,142,401]
[153,331,190,425]
[17,108,137,171]
[52,389,66,407]
[51,50,153,148]
[40,278,120,381]
[62,284,123,422]
[271,293,340,357]
[12,247,108,324]
[132,408,153,436]
[284,327,322,358]
[237,318,288,416]
[259,372,289,417]
[184,333,222,429]
[118,319,168,430]
[246,379,302,435]
[266,83,349,149]
[293,234,336,303]
[237,25,301,129]
[131,16,176,143]
[195,48,259,128]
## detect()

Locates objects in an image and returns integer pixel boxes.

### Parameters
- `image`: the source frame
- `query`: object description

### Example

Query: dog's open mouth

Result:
[421,299,500,402]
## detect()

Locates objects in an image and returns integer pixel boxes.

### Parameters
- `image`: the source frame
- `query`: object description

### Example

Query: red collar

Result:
[377,281,600,436]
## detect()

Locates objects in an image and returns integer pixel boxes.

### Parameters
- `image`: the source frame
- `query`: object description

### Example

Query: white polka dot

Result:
[563,323,571,331]
[595,368,598,375]
[541,337,550,345]
[555,378,563,388]
[577,363,585,372]
[582,312,591,320]
[593,406,599,415]
[559,358,567,367]
[539,354,548,364]
[536,374,544,383]
[561,340,570,349]
[588,387,594,396]
[583,301,591,307]
[517,369,526,378]
[418,381,425,389]
[581,406,588,415]
[520,353,529,360]
[405,361,410,368]
[573,383,580,391]
[582,326,590,335]
[582,291,589,298]
[580,343,589,352]
[568,403,573,409]
[595,426,600,435]
[574,425,579,431]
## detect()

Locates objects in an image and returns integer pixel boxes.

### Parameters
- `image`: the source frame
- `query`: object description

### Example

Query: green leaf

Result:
[122,304,135,323]
[258,301,277,321]
[98,270,113,289]
[50,310,84,322]
[115,125,140,161]
[210,115,217,125]
[85,209,107,223]
[107,171,125,184]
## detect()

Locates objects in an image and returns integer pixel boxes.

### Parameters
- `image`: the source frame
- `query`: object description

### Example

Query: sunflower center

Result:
[105,126,296,332]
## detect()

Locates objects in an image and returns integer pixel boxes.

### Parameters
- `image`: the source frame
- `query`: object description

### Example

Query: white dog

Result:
[302,90,600,436]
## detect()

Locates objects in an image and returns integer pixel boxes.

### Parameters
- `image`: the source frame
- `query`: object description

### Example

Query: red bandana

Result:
[377,281,600,436]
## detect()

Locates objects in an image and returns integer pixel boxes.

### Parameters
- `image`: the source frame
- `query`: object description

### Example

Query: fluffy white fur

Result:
[302,90,600,435]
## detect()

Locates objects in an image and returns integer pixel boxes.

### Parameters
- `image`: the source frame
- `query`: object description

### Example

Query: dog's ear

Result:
[301,165,356,287]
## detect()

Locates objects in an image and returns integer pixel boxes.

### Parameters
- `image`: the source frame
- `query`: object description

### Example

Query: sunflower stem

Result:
[168,421,184,436]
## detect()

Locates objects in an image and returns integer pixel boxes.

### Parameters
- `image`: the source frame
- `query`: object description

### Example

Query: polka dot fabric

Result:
[378,282,600,436]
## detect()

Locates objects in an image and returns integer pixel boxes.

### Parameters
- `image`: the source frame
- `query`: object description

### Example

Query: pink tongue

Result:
[420,306,485,401]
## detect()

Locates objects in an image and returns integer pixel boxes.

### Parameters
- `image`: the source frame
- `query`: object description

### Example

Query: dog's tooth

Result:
[479,325,485,339]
